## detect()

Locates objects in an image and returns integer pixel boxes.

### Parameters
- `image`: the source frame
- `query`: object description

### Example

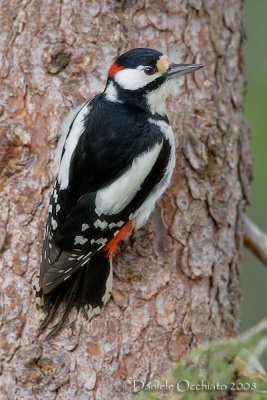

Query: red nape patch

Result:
[108,63,123,77]
[103,222,133,258]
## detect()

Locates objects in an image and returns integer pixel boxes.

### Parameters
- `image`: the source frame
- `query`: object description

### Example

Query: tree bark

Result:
[0,0,252,399]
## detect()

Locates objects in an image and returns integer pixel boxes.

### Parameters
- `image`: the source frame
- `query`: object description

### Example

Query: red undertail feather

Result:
[103,221,133,258]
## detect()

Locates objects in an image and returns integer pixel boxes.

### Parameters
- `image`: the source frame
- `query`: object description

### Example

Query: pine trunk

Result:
[0,0,252,399]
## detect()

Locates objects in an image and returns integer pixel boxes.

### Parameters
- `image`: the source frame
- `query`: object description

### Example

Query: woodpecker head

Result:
[104,48,204,115]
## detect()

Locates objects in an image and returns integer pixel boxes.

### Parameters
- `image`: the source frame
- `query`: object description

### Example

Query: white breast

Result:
[131,119,176,229]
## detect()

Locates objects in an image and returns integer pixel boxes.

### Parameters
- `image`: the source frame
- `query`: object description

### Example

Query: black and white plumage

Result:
[37,48,203,337]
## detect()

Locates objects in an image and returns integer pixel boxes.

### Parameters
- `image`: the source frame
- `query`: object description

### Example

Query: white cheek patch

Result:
[114,67,161,90]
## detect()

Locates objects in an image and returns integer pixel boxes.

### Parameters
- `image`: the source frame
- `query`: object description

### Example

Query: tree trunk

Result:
[0,0,252,399]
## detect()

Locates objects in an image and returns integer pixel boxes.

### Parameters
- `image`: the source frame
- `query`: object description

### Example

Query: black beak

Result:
[165,63,204,79]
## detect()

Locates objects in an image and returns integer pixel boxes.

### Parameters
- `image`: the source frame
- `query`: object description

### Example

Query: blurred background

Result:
[241,0,267,332]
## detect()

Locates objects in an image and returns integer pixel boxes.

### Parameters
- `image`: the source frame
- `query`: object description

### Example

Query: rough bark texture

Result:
[0,0,252,399]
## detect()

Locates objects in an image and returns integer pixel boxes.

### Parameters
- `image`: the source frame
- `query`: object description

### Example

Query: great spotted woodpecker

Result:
[37,48,203,337]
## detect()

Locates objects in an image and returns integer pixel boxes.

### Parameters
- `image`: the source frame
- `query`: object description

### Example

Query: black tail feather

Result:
[38,294,62,332]
[45,273,82,340]
[37,252,112,339]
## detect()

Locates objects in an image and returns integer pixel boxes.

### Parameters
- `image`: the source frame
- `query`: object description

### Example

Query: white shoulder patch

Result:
[57,103,92,190]
[148,118,174,143]
[55,103,85,173]
[131,119,176,229]
[95,142,163,215]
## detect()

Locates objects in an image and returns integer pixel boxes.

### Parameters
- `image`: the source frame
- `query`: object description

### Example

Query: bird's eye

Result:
[144,67,156,76]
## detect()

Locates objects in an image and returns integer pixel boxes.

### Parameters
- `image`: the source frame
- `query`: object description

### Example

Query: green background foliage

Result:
[136,321,267,399]
[241,0,267,332]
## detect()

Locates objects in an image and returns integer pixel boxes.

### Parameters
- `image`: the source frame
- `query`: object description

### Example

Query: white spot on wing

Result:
[95,238,108,246]
[81,252,92,266]
[56,204,60,213]
[74,236,88,245]
[53,189,58,203]
[94,219,108,230]
[51,218,58,230]
[109,221,124,229]
[81,258,89,266]
[95,207,102,217]
[82,223,89,231]
[48,204,52,213]
[95,143,163,215]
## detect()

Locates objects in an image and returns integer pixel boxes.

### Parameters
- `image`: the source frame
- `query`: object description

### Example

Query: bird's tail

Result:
[35,252,112,339]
